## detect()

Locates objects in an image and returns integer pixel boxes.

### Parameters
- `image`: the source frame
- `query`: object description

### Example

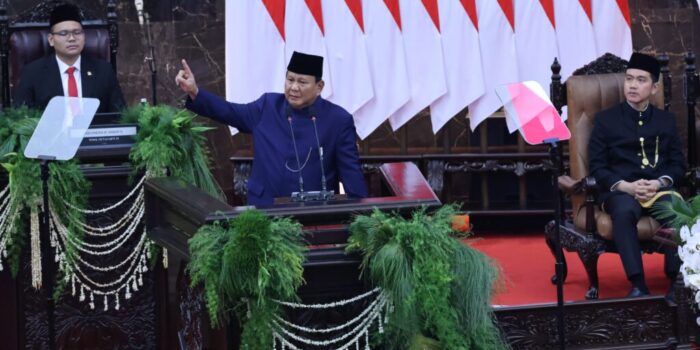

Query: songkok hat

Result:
[287,51,323,77]
[627,52,660,79]
[50,3,83,27]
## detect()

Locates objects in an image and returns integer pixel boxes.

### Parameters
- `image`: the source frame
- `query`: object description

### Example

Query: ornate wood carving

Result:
[107,0,118,69]
[550,58,565,114]
[545,220,672,300]
[360,162,382,173]
[12,0,104,24]
[426,160,444,195]
[177,264,204,350]
[685,51,698,170]
[551,53,627,115]
[233,161,251,198]
[443,159,555,177]
[658,52,672,111]
[0,0,9,106]
[231,156,560,211]
[497,299,677,349]
[572,53,628,76]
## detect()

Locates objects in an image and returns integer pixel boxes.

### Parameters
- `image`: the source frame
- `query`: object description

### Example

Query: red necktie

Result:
[66,67,78,97]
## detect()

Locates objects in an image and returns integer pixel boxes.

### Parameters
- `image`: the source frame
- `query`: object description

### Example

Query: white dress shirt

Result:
[56,55,83,98]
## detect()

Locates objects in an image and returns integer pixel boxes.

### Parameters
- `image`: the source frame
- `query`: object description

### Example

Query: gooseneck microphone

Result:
[309,107,334,201]
[285,107,305,194]
[309,107,327,193]
[286,106,335,202]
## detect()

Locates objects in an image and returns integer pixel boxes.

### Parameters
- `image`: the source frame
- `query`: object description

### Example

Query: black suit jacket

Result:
[13,54,125,113]
[588,102,686,203]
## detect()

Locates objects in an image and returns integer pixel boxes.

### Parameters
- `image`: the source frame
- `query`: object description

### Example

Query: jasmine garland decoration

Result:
[271,288,389,349]
[0,107,89,287]
[0,104,224,311]
[188,209,306,349]
[346,205,505,350]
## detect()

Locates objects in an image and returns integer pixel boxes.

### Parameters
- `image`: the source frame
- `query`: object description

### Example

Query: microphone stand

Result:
[39,156,57,350]
[287,110,335,202]
[143,12,157,105]
[545,137,566,350]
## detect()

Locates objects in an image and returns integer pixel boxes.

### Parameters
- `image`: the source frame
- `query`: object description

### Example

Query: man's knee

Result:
[606,194,643,222]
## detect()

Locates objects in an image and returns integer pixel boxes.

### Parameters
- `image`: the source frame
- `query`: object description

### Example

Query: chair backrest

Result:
[8,23,113,89]
[0,1,118,107]
[565,73,665,213]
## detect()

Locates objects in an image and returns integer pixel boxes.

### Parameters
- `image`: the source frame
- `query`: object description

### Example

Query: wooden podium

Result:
[144,162,440,350]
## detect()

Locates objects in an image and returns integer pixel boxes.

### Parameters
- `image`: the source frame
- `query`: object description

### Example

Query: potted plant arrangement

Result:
[346,205,505,350]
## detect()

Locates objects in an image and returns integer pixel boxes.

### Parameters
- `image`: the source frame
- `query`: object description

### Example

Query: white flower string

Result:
[62,175,146,214]
[273,292,385,334]
[274,287,380,309]
[63,191,144,237]
[30,205,42,289]
[54,206,145,254]
[45,178,157,311]
[272,297,385,348]
[0,206,20,271]
[271,290,388,350]
[0,185,13,271]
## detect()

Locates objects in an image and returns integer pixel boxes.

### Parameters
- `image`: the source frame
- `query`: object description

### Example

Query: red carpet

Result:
[467,233,669,306]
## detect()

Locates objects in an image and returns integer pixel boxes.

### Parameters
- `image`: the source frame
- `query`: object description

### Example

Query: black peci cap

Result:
[287,51,323,77]
[627,52,661,79]
[50,3,82,28]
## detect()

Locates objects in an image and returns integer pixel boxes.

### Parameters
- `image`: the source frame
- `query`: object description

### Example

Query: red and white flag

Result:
[555,0,598,80]
[514,0,558,97]
[226,0,286,102]
[353,0,410,139]
[225,0,286,134]
[468,0,519,130]
[429,0,484,134]
[285,0,333,98]
[388,0,446,131]
[592,0,632,60]
[322,0,373,114]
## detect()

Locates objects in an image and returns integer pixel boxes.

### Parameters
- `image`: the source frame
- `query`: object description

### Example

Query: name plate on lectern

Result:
[79,124,137,147]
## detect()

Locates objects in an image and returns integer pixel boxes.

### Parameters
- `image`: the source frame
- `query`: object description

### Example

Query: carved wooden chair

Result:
[544,54,682,300]
[0,0,119,108]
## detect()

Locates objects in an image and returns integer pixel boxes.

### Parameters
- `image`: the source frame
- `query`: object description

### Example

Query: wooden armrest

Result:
[582,176,598,195]
[557,175,598,196]
[558,175,580,194]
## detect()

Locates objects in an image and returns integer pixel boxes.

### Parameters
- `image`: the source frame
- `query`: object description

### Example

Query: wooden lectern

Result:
[144,162,440,349]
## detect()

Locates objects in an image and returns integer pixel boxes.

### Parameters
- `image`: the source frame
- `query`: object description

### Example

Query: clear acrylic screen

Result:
[24,96,100,160]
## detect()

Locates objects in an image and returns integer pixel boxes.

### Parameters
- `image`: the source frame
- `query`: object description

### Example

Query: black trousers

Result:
[604,192,681,282]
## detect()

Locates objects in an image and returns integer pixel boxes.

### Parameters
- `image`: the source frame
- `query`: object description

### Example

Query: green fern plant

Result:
[347,205,505,350]
[121,104,225,200]
[188,209,306,349]
[0,107,89,278]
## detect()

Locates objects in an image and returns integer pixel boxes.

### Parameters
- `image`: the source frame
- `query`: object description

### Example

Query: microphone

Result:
[286,107,305,195]
[135,0,144,26]
[309,107,334,200]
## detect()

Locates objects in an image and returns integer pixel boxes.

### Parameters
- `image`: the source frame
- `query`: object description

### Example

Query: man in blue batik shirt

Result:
[175,51,368,207]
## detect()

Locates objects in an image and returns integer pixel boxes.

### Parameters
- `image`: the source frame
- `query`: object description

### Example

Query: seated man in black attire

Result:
[13,3,125,113]
[588,52,686,298]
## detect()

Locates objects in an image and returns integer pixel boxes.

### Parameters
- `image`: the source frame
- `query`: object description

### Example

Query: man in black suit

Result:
[588,52,686,298]
[13,3,125,113]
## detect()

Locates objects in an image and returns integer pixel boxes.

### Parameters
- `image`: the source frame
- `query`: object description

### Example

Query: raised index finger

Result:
[181,59,193,75]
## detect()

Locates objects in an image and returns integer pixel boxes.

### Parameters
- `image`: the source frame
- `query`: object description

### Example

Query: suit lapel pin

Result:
[87,71,92,76]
